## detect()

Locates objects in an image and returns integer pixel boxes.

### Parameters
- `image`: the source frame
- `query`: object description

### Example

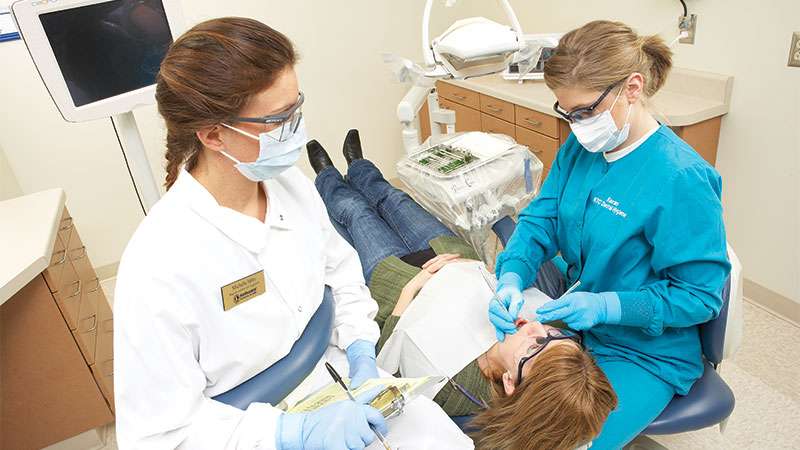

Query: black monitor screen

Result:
[40,0,173,107]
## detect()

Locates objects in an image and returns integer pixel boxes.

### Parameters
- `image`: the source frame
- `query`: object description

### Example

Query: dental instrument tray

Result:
[411,144,481,176]
[398,131,543,265]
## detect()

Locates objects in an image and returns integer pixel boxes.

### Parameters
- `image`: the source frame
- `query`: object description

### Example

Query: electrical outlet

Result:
[788,32,800,68]
[678,14,697,44]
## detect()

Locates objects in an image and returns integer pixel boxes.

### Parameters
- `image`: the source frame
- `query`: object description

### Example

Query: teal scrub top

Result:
[497,125,731,394]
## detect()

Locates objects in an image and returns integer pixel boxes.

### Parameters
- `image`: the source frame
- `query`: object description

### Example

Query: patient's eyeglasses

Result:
[516,328,582,386]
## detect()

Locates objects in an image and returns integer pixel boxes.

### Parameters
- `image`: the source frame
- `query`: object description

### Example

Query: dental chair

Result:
[213,287,335,409]
[454,216,737,438]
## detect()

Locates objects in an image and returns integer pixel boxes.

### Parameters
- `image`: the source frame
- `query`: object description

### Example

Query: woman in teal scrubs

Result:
[488,21,731,449]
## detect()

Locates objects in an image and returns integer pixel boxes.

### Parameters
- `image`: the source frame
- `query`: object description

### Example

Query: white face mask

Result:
[220,119,307,182]
[569,88,633,153]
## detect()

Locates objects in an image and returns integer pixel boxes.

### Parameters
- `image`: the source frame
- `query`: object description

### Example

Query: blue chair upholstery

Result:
[487,216,736,436]
[213,287,335,409]
[643,275,735,434]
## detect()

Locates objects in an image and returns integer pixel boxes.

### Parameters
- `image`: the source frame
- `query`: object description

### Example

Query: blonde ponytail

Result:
[544,20,673,98]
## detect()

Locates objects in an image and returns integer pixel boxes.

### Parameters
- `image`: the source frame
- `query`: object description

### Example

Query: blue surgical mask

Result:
[569,88,633,154]
[220,119,307,182]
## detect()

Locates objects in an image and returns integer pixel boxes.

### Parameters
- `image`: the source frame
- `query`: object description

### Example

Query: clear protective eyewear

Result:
[516,328,582,386]
[552,79,624,123]
[233,91,305,142]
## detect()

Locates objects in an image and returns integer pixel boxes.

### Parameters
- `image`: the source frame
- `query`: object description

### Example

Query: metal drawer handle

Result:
[69,246,87,260]
[451,93,467,100]
[530,147,543,154]
[81,314,98,333]
[59,217,74,232]
[524,118,542,127]
[66,279,82,298]
[88,278,101,293]
[486,105,503,113]
[52,249,68,266]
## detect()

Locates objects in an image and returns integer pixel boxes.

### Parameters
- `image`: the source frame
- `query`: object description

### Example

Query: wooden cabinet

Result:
[1,206,115,449]
[419,80,723,177]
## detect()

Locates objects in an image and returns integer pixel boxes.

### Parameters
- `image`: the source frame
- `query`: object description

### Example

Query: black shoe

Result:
[306,140,334,175]
[343,129,364,165]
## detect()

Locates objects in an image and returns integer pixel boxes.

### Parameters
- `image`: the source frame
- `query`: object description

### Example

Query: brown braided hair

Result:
[155,17,297,189]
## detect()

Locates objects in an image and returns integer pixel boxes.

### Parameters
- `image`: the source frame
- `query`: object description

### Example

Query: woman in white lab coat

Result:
[113,17,471,450]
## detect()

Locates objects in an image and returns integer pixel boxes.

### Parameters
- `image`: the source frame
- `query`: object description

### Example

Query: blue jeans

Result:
[315,159,455,281]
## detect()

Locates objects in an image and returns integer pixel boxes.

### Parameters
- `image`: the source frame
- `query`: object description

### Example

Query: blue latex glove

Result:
[536,291,622,330]
[277,386,388,450]
[346,339,379,389]
[488,272,525,342]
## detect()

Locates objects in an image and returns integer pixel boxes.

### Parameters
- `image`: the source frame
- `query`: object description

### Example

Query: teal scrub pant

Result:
[590,359,675,450]
[533,262,676,450]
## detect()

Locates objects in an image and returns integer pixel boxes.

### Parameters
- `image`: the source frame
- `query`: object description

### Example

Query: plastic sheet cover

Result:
[398,132,543,265]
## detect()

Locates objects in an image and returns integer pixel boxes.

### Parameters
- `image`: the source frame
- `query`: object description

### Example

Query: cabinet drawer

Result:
[479,94,515,123]
[515,105,560,138]
[68,229,97,283]
[438,98,482,132]
[516,126,560,168]
[90,359,115,412]
[436,81,480,109]
[481,113,516,138]
[53,260,82,330]
[43,234,68,292]
[94,293,113,365]
[57,208,74,250]
[74,280,103,365]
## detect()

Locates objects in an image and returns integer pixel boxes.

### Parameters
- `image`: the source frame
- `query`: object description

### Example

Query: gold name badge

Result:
[220,270,266,311]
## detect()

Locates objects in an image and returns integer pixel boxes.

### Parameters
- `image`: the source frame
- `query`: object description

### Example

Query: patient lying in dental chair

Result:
[307,130,618,450]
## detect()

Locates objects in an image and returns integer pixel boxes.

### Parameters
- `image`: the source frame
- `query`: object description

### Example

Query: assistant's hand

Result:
[536,291,621,330]
[277,387,388,450]
[346,340,379,389]
[488,272,525,342]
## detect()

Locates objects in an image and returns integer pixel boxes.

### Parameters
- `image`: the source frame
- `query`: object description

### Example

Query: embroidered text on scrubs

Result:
[592,196,628,218]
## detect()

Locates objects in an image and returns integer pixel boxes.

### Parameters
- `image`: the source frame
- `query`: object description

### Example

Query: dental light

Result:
[423,0,525,79]
[389,0,525,154]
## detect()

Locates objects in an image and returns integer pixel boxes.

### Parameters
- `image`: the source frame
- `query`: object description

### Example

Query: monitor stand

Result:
[111,111,161,215]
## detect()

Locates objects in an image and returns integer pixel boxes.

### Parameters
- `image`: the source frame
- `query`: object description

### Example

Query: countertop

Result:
[0,188,66,306]
[443,67,734,127]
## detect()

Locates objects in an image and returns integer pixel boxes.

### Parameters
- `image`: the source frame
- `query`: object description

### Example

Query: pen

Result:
[324,362,393,450]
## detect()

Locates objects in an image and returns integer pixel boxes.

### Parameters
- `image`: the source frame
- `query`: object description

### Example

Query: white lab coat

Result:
[113,167,381,449]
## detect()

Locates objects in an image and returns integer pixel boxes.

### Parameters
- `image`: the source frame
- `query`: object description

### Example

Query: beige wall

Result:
[0,0,473,270]
[1,0,797,305]
[475,0,800,304]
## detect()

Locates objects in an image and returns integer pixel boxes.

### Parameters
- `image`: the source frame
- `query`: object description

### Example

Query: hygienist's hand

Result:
[488,272,524,342]
[277,387,388,450]
[346,340,379,389]
[536,291,621,330]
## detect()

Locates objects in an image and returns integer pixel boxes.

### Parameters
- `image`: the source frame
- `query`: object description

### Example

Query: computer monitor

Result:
[12,0,184,122]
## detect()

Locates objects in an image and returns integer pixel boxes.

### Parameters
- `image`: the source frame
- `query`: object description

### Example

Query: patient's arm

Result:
[392,254,461,316]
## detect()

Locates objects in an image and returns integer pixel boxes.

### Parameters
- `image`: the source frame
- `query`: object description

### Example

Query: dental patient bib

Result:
[377,262,552,382]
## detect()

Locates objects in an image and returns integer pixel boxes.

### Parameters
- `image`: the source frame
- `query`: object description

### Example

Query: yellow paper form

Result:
[288,376,442,413]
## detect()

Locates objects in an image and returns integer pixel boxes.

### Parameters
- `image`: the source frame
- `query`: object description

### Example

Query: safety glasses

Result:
[516,328,582,386]
[552,80,624,123]
[234,91,305,142]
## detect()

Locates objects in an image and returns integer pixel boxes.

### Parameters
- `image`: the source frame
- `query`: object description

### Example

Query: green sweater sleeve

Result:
[377,314,400,354]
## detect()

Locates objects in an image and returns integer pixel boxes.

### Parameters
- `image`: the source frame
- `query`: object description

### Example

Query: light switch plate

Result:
[678,14,697,44]
[788,32,800,68]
